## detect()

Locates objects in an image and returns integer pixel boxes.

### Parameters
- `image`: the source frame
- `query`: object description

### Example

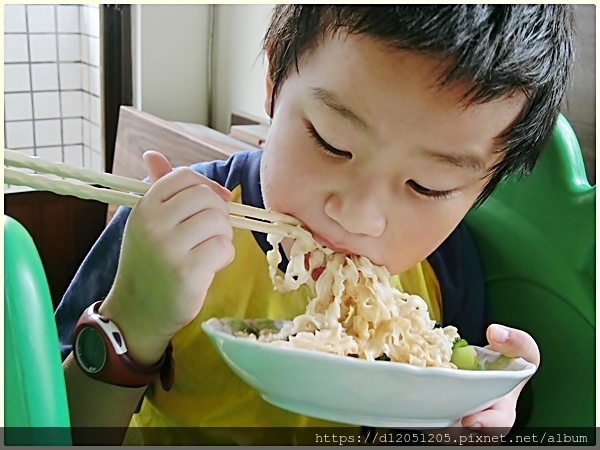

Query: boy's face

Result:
[260,33,525,274]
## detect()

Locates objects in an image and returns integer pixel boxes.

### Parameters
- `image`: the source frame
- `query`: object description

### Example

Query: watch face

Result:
[75,327,107,373]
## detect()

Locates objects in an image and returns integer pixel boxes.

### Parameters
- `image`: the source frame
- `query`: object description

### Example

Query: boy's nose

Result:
[324,189,387,238]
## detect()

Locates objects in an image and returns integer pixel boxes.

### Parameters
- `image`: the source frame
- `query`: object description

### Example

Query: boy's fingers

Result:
[461,395,514,429]
[143,151,231,202]
[486,324,540,366]
[459,413,511,445]
[143,150,173,183]
[202,177,232,202]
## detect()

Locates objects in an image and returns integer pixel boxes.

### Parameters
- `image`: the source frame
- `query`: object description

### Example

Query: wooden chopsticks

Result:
[4,149,303,238]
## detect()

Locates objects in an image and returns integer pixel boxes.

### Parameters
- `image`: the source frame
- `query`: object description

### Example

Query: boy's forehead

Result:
[305,33,521,104]
[297,33,525,145]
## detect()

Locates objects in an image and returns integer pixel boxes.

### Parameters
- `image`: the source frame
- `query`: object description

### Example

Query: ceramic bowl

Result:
[201,317,536,428]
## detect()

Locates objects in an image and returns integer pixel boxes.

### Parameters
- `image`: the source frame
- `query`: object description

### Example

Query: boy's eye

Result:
[305,123,353,159]
[408,180,456,200]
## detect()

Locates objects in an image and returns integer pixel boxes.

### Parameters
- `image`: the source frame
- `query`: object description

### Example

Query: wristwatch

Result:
[73,301,174,391]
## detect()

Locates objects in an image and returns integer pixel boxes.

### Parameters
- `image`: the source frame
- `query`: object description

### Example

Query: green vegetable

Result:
[343,306,356,326]
[240,326,259,337]
[452,338,468,349]
[451,338,478,370]
[376,354,390,361]
[482,354,512,371]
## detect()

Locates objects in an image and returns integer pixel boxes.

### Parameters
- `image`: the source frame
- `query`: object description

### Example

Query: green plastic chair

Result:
[4,216,72,445]
[464,114,595,427]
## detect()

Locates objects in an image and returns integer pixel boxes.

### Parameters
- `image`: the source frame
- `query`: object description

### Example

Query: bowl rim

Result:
[201,317,537,380]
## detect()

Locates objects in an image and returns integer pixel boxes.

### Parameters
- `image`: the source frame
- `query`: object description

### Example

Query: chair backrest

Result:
[464,114,596,427]
[4,216,72,444]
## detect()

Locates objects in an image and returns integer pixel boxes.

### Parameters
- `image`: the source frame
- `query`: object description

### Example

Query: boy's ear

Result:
[264,42,274,118]
[264,71,274,118]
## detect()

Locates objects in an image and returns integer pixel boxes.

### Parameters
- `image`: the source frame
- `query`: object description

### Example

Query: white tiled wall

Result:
[4,4,103,193]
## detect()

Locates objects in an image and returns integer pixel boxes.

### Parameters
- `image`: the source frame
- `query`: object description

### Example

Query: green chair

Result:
[464,114,595,427]
[4,216,72,445]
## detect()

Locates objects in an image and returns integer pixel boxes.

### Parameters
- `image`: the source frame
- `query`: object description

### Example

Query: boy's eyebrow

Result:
[423,149,486,172]
[311,87,369,129]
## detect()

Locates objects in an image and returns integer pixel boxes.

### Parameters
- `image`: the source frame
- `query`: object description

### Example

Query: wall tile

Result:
[31,63,59,90]
[6,121,35,149]
[83,119,91,147]
[79,6,90,36]
[64,144,84,167]
[80,34,90,65]
[33,91,61,119]
[29,34,57,62]
[89,66,101,96]
[18,148,36,157]
[63,118,84,145]
[61,91,83,117]
[57,5,80,33]
[83,145,93,169]
[90,122,102,153]
[58,34,81,62]
[91,149,103,172]
[4,3,101,171]
[88,6,100,38]
[82,91,91,120]
[59,63,82,89]
[90,95,101,125]
[5,5,27,33]
[89,36,100,67]
[4,93,33,121]
[4,35,29,63]
[4,64,31,92]
[35,119,62,146]
[27,5,56,33]
[37,146,63,163]
[81,62,90,91]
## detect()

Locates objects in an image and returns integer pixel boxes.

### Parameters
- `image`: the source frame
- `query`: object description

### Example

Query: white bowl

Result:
[202,318,537,428]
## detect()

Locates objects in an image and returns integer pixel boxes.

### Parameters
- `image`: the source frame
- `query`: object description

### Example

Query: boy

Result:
[55,5,575,445]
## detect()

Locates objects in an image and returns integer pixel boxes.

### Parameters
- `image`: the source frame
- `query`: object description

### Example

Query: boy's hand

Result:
[424,325,539,445]
[459,324,539,431]
[99,151,235,366]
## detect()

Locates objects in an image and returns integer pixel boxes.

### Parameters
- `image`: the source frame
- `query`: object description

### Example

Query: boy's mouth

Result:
[310,231,353,255]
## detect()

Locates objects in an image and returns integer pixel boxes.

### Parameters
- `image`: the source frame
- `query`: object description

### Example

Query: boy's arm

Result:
[63,352,146,443]
[54,153,250,441]
[56,206,144,442]
[48,205,143,443]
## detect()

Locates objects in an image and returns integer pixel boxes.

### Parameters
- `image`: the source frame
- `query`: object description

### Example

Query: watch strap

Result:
[74,301,174,391]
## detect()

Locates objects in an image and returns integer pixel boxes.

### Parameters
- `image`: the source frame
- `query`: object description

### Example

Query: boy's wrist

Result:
[98,296,173,367]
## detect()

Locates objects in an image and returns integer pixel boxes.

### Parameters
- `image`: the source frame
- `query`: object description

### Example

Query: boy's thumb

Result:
[486,324,540,367]
[143,150,173,183]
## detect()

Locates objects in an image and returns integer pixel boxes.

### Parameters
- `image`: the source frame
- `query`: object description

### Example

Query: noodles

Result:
[245,223,460,368]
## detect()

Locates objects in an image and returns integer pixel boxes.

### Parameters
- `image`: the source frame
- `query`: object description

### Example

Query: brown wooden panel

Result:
[108,106,258,222]
[5,191,107,308]
[112,106,236,182]
[230,111,270,127]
